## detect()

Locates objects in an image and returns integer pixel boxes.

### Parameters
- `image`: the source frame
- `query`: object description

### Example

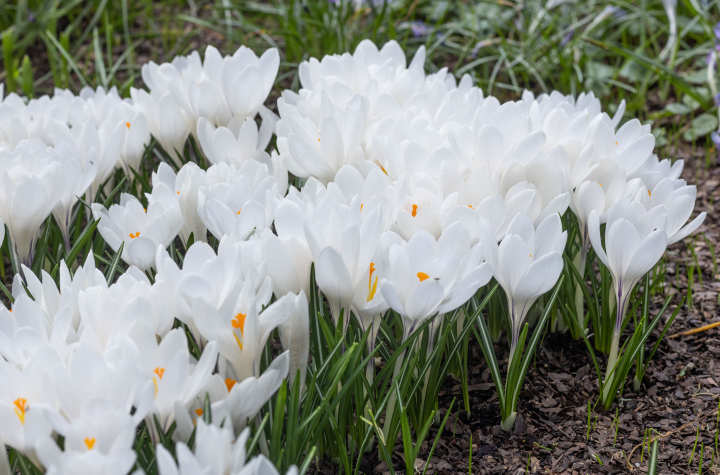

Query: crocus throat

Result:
[232,312,247,350]
[13,398,27,425]
[417,272,429,281]
[84,438,96,450]
[411,204,418,217]
[129,232,140,239]
[367,263,378,302]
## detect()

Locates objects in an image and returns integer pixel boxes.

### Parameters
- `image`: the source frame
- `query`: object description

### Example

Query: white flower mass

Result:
[0,40,706,474]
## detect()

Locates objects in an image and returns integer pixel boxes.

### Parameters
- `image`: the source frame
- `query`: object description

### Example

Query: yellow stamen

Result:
[153,377,159,397]
[125,122,131,129]
[376,160,388,175]
[367,263,378,302]
[231,313,246,332]
[129,232,140,239]
[13,398,27,425]
[195,408,203,417]
[225,378,237,392]
[236,208,242,215]
[417,272,429,282]
[153,367,165,379]
[360,204,364,211]
[615,141,618,146]
[177,191,180,195]
[647,190,651,197]
[411,204,418,218]
[84,438,96,450]
[233,333,243,351]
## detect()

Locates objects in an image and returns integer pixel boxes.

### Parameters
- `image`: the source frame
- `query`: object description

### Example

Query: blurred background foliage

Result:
[1,0,719,158]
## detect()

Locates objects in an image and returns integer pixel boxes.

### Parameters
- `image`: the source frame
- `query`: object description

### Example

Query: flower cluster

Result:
[0,38,705,471]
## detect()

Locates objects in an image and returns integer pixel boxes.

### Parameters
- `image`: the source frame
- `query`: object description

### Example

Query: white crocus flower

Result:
[220,46,280,121]
[152,162,208,246]
[124,323,218,442]
[487,213,567,356]
[183,265,279,382]
[0,140,66,269]
[91,185,183,271]
[196,113,275,167]
[156,424,298,475]
[349,244,389,355]
[142,45,279,129]
[105,101,151,173]
[588,200,668,398]
[174,351,289,441]
[278,92,368,185]
[332,165,406,232]
[130,88,191,166]
[277,291,310,391]
[52,143,99,250]
[305,198,383,327]
[197,161,278,241]
[68,118,126,200]
[77,269,174,351]
[155,241,251,349]
[43,345,146,428]
[633,177,706,245]
[216,351,290,434]
[393,175,449,240]
[258,227,312,298]
[380,224,492,340]
[1,287,74,366]
[0,353,59,460]
[37,444,137,475]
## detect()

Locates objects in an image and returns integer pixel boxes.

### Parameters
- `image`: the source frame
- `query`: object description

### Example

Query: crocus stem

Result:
[382,349,405,441]
[603,328,621,404]
[603,287,628,404]
[573,233,589,331]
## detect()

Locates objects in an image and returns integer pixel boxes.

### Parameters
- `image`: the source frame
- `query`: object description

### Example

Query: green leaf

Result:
[581,39,711,110]
[52,218,100,279]
[683,113,718,141]
[104,241,124,284]
[664,102,692,115]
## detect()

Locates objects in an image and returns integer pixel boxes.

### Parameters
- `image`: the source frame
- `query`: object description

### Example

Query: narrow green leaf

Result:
[104,241,124,284]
